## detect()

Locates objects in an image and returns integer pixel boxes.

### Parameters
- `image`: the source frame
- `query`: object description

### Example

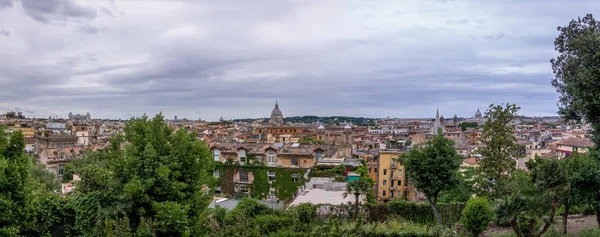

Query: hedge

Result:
[312,200,465,227]
[367,200,464,227]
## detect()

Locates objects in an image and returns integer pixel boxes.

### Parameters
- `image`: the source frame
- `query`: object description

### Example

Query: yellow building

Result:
[9,124,35,137]
[367,150,416,202]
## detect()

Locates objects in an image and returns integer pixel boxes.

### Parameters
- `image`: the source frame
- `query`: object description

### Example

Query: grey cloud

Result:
[76,25,107,34]
[0,0,12,8]
[20,0,97,23]
[0,30,9,37]
[483,33,505,40]
[0,0,597,120]
[446,19,469,25]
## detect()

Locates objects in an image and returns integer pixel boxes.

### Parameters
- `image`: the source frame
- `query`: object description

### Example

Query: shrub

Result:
[251,214,293,235]
[461,197,492,237]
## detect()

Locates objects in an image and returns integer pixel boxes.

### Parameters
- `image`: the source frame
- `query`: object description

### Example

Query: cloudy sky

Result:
[0,0,596,120]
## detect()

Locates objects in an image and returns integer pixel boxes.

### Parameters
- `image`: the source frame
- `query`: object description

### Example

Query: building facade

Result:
[368,150,416,202]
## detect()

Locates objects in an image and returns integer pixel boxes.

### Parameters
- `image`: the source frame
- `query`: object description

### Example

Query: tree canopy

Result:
[402,131,462,225]
[477,103,522,198]
[65,114,214,236]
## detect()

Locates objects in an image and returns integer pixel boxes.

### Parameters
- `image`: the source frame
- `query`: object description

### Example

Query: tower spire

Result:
[275,100,279,109]
[436,106,439,119]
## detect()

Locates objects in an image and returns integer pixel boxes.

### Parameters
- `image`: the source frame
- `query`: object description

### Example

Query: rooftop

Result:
[289,189,356,206]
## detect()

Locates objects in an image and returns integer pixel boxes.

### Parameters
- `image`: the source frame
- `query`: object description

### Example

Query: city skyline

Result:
[1,0,598,120]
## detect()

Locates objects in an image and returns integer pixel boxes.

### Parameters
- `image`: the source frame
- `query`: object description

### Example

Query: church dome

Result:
[475,109,482,118]
[269,101,284,124]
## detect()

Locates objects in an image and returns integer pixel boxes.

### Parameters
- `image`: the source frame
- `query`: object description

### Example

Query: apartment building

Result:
[368,150,416,202]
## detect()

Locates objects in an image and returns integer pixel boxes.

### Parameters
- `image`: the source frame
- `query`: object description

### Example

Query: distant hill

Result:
[231,116,376,126]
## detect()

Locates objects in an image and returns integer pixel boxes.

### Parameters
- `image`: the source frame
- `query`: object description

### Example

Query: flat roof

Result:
[289,189,356,206]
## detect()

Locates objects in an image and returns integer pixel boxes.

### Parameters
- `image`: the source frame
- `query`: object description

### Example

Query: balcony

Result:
[390,176,399,180]
[390,187,398,191]
[390,164,398,169]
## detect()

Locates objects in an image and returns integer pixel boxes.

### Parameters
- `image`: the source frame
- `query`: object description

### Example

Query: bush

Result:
[251,214,293,235]
[461,197,492,237]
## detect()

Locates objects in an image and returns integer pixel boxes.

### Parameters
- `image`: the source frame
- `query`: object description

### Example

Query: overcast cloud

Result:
[0,0,597,120]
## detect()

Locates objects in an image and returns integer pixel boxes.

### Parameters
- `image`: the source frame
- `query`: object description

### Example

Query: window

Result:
[391,171,394,177]
[316,151,322,160]
[239,150,246,164]
[383,169,387,175]
[268,171,276,181]
[239,184,248,192]
[59,152,66,160]
[268,150,275,164]
[239,171,249,182]
[398,180,402,186]
[382,190,386,196]
[383,180,387,186]
[213,149,220,161]
[58,165,65,176]
[291,157,299,166]
[213,170,219,178]
[374,168,378,173]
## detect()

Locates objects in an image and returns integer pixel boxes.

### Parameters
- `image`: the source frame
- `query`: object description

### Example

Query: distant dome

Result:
[475,109,482,118]
[344,124,352,129]
[318,124,325,129]
[269,101,284,124]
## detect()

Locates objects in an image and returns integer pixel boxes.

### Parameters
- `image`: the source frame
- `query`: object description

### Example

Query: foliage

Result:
[367,200,465,227]
[401,131,462,225]
[0,129,65,236]
[216,163,306,201]
[461,197,492,237]
[477,103,522,198]
[343,179,371,219]
[550,14,600,228]
[550,13,600,125]
[274,169,298,202]
[458,122,479,132]
[310,165,346,177]
[439,166,484,203]
[558,154,600,233]
[494,160,568,237]
[283,116,377,126]
[29,161,61,193]
[64,114,214,236]
[300,137,324,145]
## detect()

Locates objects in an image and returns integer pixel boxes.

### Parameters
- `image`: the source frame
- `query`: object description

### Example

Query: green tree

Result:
[66,114,214,236]
[550,13,600,228]
[0,129,62,236]
[342,179,371,220]
[0,129,33,235]
[439,166,483,203]
[458,122,479,132]
[401,131,462,225]
[461,197,493,237]
[557,154,600,234]
[477,103,522,198]
[495,160,567,237]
